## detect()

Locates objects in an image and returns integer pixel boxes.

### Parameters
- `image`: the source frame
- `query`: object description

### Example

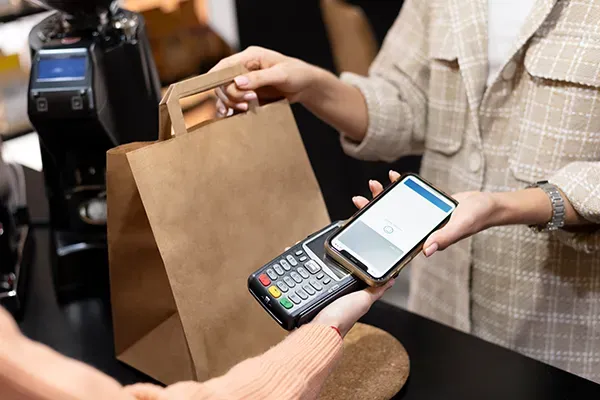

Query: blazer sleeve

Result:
[124,323,343,400]
[549,161,600,253]
[339,0,429,162]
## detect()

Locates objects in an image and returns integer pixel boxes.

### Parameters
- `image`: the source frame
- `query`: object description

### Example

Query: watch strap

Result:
[527,181,565,232]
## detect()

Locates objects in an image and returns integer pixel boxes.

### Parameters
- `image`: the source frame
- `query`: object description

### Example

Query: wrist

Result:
[330,326,342,338]
[297,65,331,106]
[490,189,553,227]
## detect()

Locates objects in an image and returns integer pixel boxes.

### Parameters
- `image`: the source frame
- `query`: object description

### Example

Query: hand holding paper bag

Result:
[106,64,330,384]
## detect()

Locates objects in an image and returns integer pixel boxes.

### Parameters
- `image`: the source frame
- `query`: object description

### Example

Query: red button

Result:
[259,274,271,286]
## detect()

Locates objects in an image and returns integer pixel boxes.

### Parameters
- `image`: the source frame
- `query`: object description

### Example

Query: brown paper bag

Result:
[106,64,330,384]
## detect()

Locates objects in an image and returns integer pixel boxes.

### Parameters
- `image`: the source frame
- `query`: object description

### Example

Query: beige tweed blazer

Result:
[341,0,600,382]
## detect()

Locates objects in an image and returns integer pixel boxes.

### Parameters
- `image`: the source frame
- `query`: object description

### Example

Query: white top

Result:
[487,0,536,86]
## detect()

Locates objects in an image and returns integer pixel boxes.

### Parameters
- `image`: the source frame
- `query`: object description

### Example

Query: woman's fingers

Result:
[215,98,227,117]
[369,180,384,197]
[215,83,258,113]
[352,196,369,209]
[234,64,289,91]
[389,170,401,182]
[215,87,237,110]
[224,81,257,104]
[365,278,396,302]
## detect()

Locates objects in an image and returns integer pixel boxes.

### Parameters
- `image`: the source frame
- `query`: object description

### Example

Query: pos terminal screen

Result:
[37,57,87,82]
[305,228,349,280]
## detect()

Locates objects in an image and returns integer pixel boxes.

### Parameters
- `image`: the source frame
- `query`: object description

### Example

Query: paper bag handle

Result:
[159,64,252,141]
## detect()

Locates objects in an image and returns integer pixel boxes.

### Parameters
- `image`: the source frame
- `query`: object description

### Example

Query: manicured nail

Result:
[217,104,226,115]
[243,92,257,101]
[424,243,438,257]
[237,102,249,111]
[352,196,359,202]
[235,76,249,87]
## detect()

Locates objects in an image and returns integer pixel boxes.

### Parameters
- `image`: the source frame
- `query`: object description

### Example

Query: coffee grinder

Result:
[27,0,161,302]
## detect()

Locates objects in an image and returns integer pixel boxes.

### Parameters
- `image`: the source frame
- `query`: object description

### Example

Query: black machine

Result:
[27,0,161,302]
[0,161,33,318]
[248,221,365,331]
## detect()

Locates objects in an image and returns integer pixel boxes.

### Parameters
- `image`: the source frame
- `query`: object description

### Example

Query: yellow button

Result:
[268,286,282,298]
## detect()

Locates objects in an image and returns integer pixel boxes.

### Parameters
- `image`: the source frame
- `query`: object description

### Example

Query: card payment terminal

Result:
[248,221,365,330]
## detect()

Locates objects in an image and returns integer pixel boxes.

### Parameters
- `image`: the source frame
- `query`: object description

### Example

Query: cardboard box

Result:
[125,0,232,85]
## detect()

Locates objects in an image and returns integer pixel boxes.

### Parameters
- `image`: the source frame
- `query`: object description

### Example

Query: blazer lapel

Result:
[480,0,558,112]
[449,0,488,124]
[509,0,559,59]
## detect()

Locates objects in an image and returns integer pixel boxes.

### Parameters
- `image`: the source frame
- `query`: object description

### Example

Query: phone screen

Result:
[330,176,456,279]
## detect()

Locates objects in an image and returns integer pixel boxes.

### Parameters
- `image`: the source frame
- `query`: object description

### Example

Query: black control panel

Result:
[30,48,91,111]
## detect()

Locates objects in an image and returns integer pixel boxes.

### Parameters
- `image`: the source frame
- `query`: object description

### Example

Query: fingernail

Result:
[237,102,249,111]
[217,104,226,115]
[243,92,257,101]
[235,76,249,87]
[424,243,439,257]
[352,196,359,202]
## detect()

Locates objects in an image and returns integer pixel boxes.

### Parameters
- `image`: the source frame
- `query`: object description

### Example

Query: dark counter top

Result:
[14,227,600,399]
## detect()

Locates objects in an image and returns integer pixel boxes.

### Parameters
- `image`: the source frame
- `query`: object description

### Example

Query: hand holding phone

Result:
[326,173,457,286]
[312,278,395,337]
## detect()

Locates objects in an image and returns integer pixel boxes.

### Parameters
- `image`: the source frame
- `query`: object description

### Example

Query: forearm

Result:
[299,67,369,142]
[490,189,590,228]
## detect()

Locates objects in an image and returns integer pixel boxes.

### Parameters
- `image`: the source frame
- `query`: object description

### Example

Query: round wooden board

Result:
[319,323,410,400]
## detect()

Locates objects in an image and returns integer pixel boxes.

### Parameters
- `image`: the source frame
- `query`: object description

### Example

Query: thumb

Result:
[423,223,463,257]
[234,65,288,91]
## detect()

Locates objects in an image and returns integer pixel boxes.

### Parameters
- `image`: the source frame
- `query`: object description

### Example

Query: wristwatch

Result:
[527,181,565,232]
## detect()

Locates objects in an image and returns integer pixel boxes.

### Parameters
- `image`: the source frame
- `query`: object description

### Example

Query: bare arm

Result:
[300,67,369,142]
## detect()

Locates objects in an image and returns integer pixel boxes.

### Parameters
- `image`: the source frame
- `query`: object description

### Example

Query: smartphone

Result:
[325,173,458,286]
[248,221,365,331]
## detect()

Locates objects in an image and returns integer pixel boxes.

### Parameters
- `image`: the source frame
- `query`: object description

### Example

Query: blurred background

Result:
[0,0,414,312]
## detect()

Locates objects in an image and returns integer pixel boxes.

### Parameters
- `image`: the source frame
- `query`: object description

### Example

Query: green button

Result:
[280,297,293,309]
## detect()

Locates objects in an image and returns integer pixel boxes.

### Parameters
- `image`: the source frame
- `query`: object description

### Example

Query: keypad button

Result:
[291,272,302,283]
[274,264,284,275]
[323,277,331,285]
[281,260,291,271]
[71,95,83,110]
[259,274,271,286]
[287,255,298,266]
[289,293,301,304]
[268,286,282,298]
[299,256,308,262]
[310,279,323,291]
[280,297,293,309]
[316,272,325,280]
[297,267,309,279]
[267,269,277,280]
[295,250,304,256]
[305,260,321,274]
[303,284,315,295]
[36,98,48,112]
[284,276,296,288]
[277,281,289,293]
[296,289,309,300]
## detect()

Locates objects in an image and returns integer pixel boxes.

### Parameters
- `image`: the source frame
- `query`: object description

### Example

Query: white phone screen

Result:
[331,176,456,279]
